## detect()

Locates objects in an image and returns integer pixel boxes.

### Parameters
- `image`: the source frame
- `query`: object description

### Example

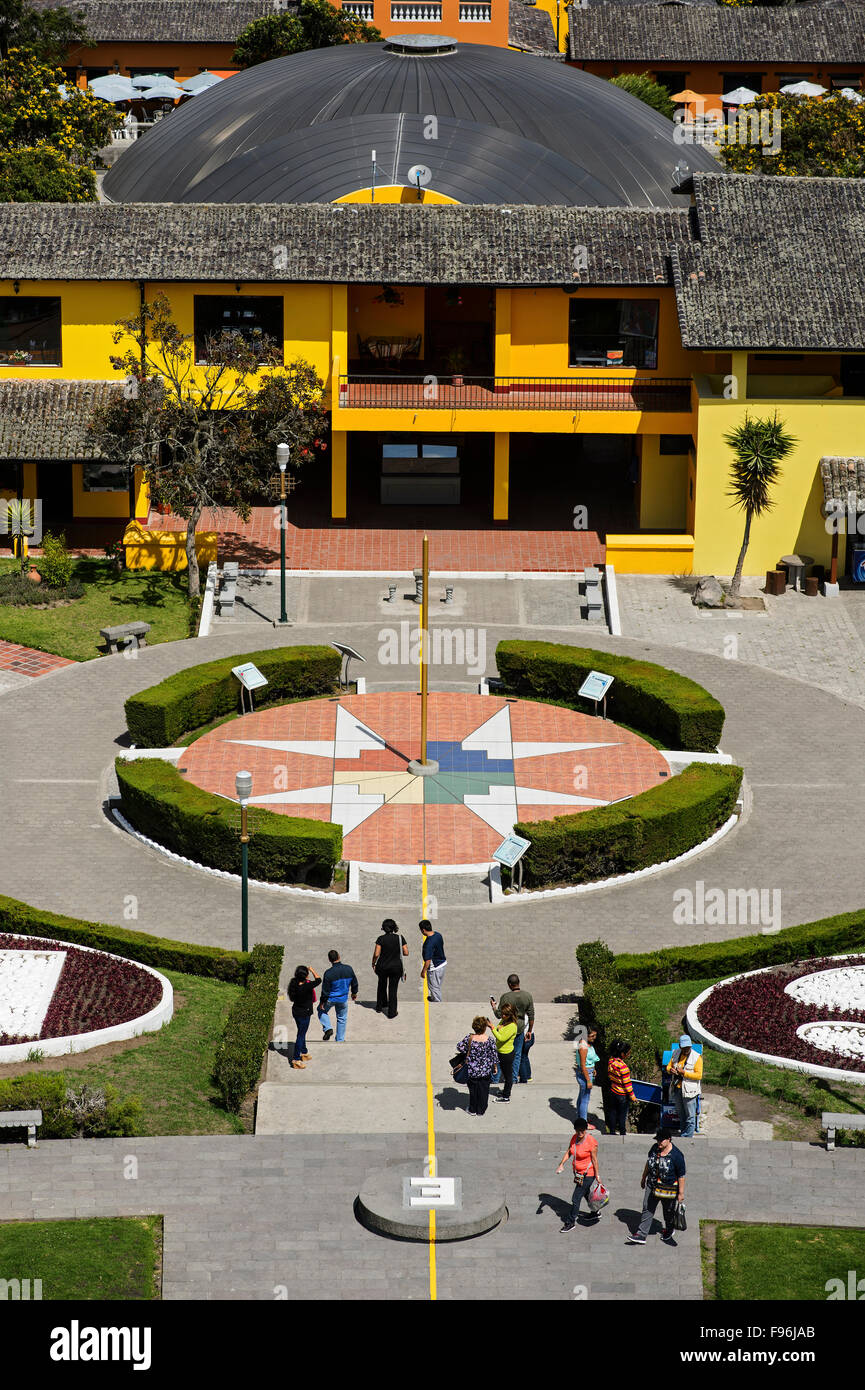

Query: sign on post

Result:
[492,833,531,892]
[578,670,615,719]
[232,662,268,713]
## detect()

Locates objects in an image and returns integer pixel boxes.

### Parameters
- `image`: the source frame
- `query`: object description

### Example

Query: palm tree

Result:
[724,412,797,598]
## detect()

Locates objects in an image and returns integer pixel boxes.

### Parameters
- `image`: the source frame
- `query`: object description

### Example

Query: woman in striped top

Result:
[607,1039,637,1135]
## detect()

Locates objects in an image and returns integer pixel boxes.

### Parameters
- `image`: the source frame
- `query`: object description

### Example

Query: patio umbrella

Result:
[137,78,186,100]
[670,89,704,103]
[130,72,180,89]
[781,80,827,97]
[838,87,865,103]
[181,71,223,92]
[88,74,136,101]
[722,86,760,105]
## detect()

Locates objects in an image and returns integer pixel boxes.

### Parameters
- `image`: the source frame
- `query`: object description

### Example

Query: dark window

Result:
[82,462,129,492]
[830,73,862,91]
[659,435,694,455]
[654,71,687,96]
[721,73,762,95]
[0,461,21,492]
[568,299,659,369]
[193,296,283,364]
[0,297,62,365]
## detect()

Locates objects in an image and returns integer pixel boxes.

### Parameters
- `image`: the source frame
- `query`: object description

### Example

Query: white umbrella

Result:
[838,87,865,104]
[781,80,827,97]
[722,86,760,106]
[137,78,186,100]
[130,72,178,89]
[88,74,136,100]
[181,71,223,93]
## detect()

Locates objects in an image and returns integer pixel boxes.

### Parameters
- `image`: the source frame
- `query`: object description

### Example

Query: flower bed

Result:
[687,954,865,1081]
[0,933,172,1062]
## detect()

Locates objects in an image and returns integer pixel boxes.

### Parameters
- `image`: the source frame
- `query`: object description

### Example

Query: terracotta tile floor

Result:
[0,641,75,677]
[146,507,605,571]
[179,693,669,866]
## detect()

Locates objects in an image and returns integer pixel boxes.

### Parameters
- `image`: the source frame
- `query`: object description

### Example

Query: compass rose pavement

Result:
[179,693,670,866]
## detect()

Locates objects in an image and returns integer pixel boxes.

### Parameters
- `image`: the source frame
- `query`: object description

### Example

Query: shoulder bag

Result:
[452,1039,472,1086]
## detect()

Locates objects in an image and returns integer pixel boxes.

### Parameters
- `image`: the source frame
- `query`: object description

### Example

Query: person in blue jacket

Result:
[318,949,359,1042]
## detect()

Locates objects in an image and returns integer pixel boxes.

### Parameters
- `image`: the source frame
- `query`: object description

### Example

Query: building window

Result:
[721,73,762,95]
[193,296,284,364]
[654,71,688,96]
[568,299,659,369]
[659,435,694,455]
[82,462,129,492]
[0,297,62,366]
[0,461,21,492]
[831,73,862,91]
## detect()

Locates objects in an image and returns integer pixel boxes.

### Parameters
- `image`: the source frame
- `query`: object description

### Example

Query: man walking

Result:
[625,1128,686,1246]
[491,974,534,1086]
[419,920,447,1002]
[318,950,358,1042]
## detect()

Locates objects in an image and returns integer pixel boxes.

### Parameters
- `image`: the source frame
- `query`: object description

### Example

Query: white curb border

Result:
[603,563,622,637]
[686,955,865,1086]
[0,933,173,1064]
[198,561,217,638]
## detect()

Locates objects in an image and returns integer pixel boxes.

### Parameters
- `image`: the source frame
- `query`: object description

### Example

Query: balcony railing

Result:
[459,2,491,18]
[390,2,442,19]
[337,375,693,412]
[342,0,375,16]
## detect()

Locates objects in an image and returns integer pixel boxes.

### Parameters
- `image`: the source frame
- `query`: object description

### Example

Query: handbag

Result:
[672,1200,687,1232]
[451,1039,472,1086]
[587,1178,610,1212]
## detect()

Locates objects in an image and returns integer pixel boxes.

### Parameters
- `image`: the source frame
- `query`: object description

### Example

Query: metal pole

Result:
[420,533,429,765]
[279,468,288,625]
[241,803,249,953]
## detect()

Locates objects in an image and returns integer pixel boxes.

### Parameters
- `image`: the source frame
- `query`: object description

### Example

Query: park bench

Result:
[584,567,604,624]
[99,620,151,654]
[822,1111,865,1151]
[0,1109,42,1148]
[219,563,238,614]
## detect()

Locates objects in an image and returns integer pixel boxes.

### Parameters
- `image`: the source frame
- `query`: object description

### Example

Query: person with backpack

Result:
[287,964,321,1070]
[317,949,358,1042]
[666,1034,703,1137]
[556,1118,602,1232]
[372,919,408,1019]
[606,1038,637,1135]
[625,1128,686,1246]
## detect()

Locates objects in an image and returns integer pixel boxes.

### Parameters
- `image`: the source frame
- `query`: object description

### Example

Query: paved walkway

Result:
[0,640,75,678]
[1,1132,858,1300]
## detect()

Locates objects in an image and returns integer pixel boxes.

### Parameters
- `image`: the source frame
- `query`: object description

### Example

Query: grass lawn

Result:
[8,969,245,1136]
[0,1216,161,1299]
[0,558,193,661]
[704,1221,865,1300]
[635,978,865,1131]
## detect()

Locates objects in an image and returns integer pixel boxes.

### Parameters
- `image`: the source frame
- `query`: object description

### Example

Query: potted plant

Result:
[445,347,468,386]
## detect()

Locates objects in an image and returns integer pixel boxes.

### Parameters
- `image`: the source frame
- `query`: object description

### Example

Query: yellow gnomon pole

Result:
[420,533,429,765]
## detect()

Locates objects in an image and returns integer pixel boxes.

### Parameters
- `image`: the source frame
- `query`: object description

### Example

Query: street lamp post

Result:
[276,442,290,625]
[235,769,252,952]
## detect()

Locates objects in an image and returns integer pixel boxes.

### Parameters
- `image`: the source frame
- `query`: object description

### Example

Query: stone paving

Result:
[0,639,75,678]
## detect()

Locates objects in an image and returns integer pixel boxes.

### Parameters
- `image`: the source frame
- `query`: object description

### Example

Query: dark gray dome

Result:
[103,39,720,207]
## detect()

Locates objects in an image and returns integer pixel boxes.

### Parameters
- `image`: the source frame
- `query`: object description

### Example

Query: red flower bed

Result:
[0,934,163,1046]
[696,955,865,1073]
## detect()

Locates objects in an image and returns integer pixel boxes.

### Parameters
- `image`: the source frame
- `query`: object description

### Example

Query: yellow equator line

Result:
[421,861,437,1300]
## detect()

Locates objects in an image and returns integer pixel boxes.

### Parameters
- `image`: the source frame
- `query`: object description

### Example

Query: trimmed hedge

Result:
[515,763,742,889]
[125,645,341,747]
[116,757,342,886]
[496,640,725,751]
[214,943,283,1112]
[614,908,865,991]
[0,894,247,983]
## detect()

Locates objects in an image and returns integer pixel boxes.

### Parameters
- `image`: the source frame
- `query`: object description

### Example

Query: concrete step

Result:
[354,869,492,905]
[273,999,578,1045]
[255,1081,583,1135]
[265,1041,577,1085]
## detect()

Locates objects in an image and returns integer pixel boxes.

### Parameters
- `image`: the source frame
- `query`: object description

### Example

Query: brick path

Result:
[0,640,75,678]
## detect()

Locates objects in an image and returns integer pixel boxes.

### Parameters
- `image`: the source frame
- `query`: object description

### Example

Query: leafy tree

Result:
[0,48,118,158]
[717,92,865,177]
[0,0,89,64]
[0,143,94,199]
[90,294,328,597]
[609,72,675,121]
[724,412,797,596]
[233,0,381,68]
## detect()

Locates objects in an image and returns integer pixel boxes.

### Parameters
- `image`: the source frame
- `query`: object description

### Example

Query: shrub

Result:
[575,940,616,987]
[614,908,865,991]
[115,757,342,885]
[38,531,75,588]
[609,72,675,121]
[0,1075,141,1139]
[496,641,725,751]
[124,645,341,747]
[0,571,83,605]
[516,763,742,888]
[0,894,248,983]
[214,943,283,1111]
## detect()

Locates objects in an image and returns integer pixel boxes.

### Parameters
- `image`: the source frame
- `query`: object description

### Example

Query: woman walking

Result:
[575,1026,600,1122]
[556,1117,601,1233]
[454,1016,499,1116]
[372,919,408,1019]
[287,964,321,1070]
[606,1039,637,1135]
[488,1002,518,1103]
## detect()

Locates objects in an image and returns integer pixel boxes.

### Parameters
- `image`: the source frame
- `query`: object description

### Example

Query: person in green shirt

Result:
[487,1002,518,1102]
[491,974,534,1089]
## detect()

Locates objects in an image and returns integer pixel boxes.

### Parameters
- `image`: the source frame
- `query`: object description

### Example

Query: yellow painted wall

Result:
[693,397,865,576]
[336,187,457,205]
[66,40,239,83]
[72,464,130,518]
[349,286,426,354]
[123,522,217,570]
[606,533,694,575]
[640,436,689,530]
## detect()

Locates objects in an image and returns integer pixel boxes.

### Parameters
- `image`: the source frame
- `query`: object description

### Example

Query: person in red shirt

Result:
[556,1118,600,1232]
[607,1038,638,1135]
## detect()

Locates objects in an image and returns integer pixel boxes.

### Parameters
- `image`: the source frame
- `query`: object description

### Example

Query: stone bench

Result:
[0,1109,42,1148]
[584,567,604,623]
[99,620,151,653]
[219,581,237,615]
[822,1111,865,1152]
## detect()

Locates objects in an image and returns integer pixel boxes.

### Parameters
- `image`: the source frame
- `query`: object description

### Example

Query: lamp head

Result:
[276,442,290,472]
[235,770,253,802]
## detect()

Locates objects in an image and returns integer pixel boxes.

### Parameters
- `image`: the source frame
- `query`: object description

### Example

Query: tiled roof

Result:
[567,1,865,63]
[673,174,865,351]
[0,203,688,285]
[820,455,865,514]
[508,1,561,56]
[35,0,276,44]
[0,380,120,460]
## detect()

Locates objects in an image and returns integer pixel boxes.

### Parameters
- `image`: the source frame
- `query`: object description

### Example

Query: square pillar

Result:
[331,431,347,519]
[493,432,509,522]
[731,350,748,401]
